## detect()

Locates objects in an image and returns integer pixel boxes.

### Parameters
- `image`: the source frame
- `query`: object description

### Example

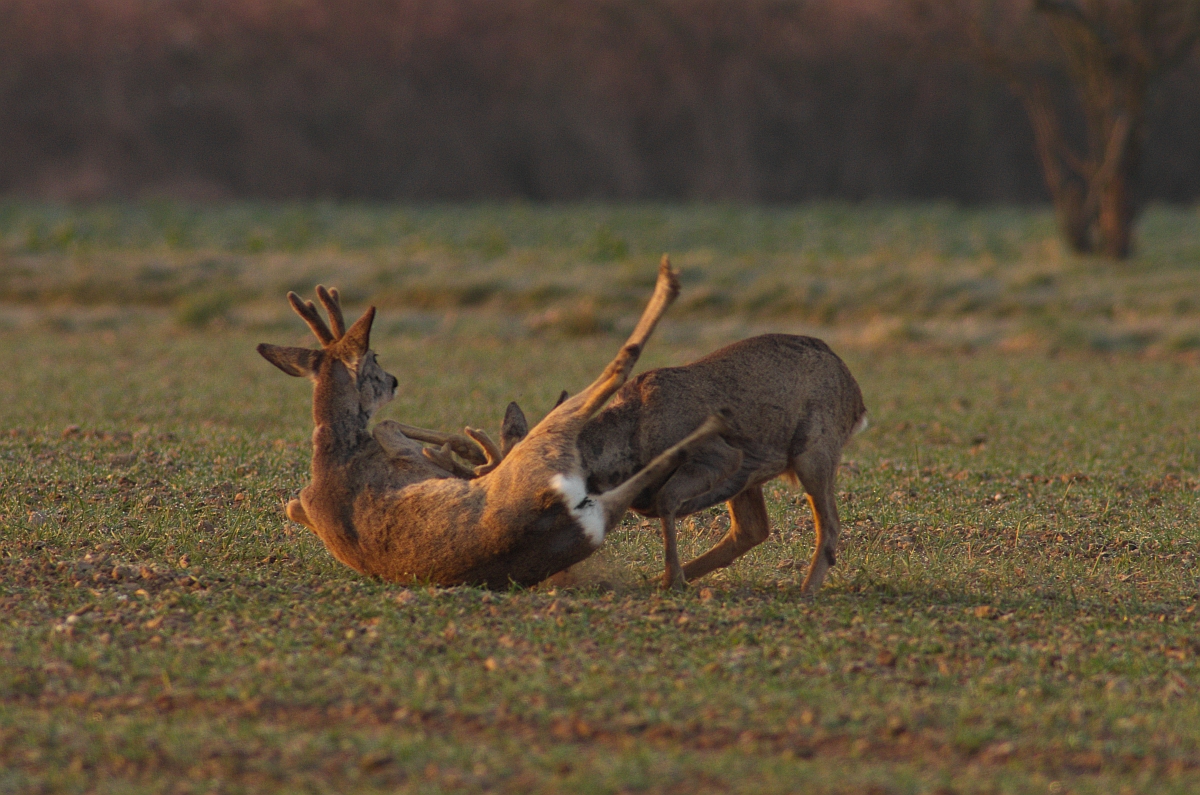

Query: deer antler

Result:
[416,427,503,478]
[389,422,490,466]
[422,443,479,478]
[287,290,337,346]
[464,427,503,476]
[316,285,346,339]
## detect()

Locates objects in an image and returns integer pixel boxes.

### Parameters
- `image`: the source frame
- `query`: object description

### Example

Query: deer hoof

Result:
[798,576,822,599]
[661,571,688,591]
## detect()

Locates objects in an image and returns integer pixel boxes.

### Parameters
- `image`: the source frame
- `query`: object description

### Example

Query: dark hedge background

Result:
[2,0,1198,203]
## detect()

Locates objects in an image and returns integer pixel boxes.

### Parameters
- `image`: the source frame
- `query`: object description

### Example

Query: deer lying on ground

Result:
[256,259,729,588]
[488,334,867,593]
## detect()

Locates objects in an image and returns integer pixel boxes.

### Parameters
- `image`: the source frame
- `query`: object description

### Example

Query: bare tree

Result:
[956,0,1200,258]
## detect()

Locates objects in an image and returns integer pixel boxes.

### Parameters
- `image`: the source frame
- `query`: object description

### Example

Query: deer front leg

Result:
[649,438,744,590]
[681,485,771,582]
[659,514,687,590]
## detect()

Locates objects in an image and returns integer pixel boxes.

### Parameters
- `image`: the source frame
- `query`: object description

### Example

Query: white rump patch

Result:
[853,414,869,435]
[550,473,606,547]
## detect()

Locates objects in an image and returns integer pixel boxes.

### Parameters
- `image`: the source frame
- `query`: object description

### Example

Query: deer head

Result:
[257,286,398,424]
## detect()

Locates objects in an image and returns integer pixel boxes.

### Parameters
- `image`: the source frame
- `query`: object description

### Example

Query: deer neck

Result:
[577,401,642,491]
[309,360,374,466]
[298,363,378,569]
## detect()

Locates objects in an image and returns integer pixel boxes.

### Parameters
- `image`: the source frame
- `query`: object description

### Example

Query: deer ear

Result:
[257,343,321,378]
[500,401,529,455]
[342,306,376,355]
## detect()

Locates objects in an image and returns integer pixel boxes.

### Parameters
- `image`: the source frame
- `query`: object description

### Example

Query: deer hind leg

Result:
[680,485,770,582]
[794,452,842,596]
[286,499,315,530]
[550,257,680,427]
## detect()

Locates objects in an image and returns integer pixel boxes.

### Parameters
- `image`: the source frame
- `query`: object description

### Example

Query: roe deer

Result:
[256,258,729,588]
[498,334,867,593]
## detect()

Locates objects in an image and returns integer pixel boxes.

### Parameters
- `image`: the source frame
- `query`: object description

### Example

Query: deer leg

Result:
[680,485,770,582]
[552,257,680,425]
[794,455,842,596]
[659,514,686,590]
[595,414,726,525]
[648,439,744,590]
[286,499,315,530]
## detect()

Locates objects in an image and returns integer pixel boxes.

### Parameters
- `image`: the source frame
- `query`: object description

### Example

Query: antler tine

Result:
[464,428,504,477]
[389,422,489,466]
[422,444,477,479]
[315,285,346,339]
[287,291,335,346]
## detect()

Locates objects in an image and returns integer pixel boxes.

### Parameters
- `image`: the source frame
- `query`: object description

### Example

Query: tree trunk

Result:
[1054,182,1093,254]
[1093,116,1140,259]
[1097,167,1133,259]
[1020,85,1096,255]
[1023,84,1139,258]
[965,0,1200,260]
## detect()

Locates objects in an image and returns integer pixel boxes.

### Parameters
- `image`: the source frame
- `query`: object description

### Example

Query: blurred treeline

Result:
[2,0,1199,203]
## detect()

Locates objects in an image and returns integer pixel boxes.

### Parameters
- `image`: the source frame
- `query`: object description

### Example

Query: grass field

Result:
[1,202,1199,794]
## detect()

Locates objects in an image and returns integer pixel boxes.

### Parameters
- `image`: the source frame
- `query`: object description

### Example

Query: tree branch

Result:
[1155,26,1200,74]
[1034,0,1119,52]
[1020,81,1069,199]
[1080,112,1133,221]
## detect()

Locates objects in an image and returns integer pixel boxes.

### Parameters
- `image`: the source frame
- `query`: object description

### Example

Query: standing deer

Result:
[495,334,867,593]
[256,258,729,588]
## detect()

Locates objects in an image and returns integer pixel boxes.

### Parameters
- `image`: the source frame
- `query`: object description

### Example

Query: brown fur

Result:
[257,259,729,588]
[502,333,867,593]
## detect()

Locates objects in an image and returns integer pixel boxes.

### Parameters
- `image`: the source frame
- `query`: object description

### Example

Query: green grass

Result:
[1,202,1199,794]
[3,200,1200,352]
